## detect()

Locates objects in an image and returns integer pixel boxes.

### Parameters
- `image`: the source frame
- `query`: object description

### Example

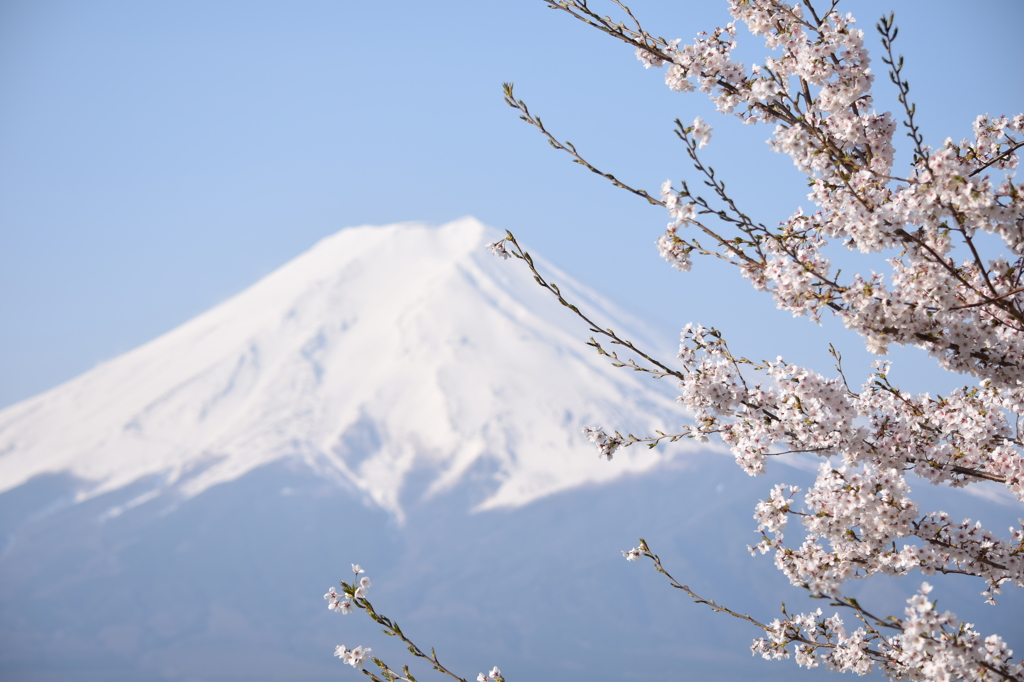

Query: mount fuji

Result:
[0,217,685,519]
[1,218,1020,681]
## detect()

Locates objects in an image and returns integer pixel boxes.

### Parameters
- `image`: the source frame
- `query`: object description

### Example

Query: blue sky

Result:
[1,0,1022,409]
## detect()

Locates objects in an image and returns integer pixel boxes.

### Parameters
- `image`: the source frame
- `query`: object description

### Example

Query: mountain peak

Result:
[0,219,689,519]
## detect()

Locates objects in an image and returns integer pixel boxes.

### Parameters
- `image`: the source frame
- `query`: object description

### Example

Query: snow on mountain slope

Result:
[0,217,691,518]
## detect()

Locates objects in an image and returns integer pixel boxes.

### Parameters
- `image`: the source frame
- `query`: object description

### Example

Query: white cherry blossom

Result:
[528,0,1024,678]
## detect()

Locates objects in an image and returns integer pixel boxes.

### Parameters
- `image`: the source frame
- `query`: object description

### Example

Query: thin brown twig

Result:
[500,230,686,382]
[969,140,1024,178]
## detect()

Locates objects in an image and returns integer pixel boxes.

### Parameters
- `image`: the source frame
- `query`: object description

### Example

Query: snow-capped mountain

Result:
[1,218,1020,682]
[0,218,686,520]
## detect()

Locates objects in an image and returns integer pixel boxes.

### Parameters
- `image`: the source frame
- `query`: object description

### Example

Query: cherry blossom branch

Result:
[326,566,500,682]
[502,84,766,272]
[506,78,852,316]
[630,538,909,670]
[531,3,1021,345]
[502,82,661,207]
[671,121,847,309]
[539,0,798,127]
[969,140,1024,178]
[631,538,772,630]
[877,13,927,165]
[948,465,1008,484]
[495,244,1017,489]
[670,122,773,266]
[487,1,1024,678]
[882,129,1024,335]
[951,286,1024,311]
[493,229,687,382]
[541,0,890,185]
[352,595,469,682]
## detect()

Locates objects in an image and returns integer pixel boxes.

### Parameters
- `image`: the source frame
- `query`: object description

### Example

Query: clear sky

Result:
[1,0,1022,409]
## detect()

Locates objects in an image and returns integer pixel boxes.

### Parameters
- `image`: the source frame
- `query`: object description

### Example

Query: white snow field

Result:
[1,219,1020,681]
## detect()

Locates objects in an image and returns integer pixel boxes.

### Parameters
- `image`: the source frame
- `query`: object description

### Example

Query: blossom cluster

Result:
[657,319,1024,622]
[597,314,1024,617]
[750,583,1024,680]
[643,1,1024,392]
[583,426,625,460]
[750,465,1024,599]
[542,0,1024,678]
[327,564,374,670]
[324,585,352,614]
[487,239,511,260]
[334,644,373,670]
[325,563,371,615]
[656,178,696,271]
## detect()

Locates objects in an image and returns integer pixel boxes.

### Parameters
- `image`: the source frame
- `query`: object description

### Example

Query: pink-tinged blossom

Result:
[660,179,696,228]
[583,427,624,460]
[325,587,351,613]
[351,564,364,574]
[692,116,712,147]
[492,1,1024,677]
[657,180,697,271]
[656,230,693,272]
[623,547,643,562]
[327,599,352,614]
[635,45,665,69]
[487,240,511,260]
[341,645,372,669]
